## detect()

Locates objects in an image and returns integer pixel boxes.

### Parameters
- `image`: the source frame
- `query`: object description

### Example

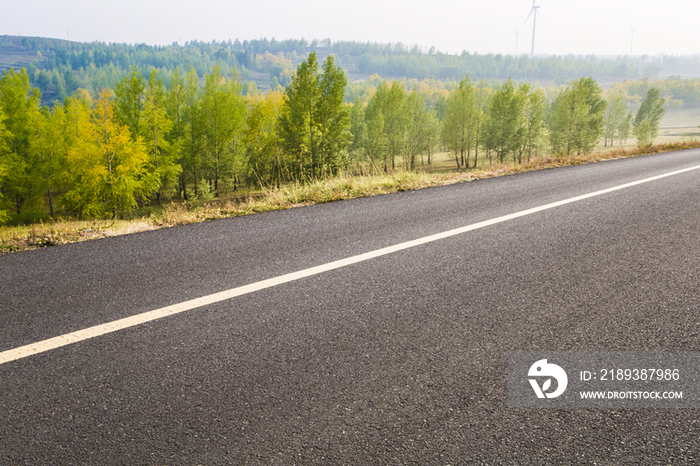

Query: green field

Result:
[658,107,700,142]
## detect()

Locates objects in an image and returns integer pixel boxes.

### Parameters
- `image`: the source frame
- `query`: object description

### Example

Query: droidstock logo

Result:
[528,359,568,399]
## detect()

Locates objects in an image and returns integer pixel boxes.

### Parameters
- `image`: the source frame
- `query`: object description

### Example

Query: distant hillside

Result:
[0,42,38,72]
[3,35,700,105]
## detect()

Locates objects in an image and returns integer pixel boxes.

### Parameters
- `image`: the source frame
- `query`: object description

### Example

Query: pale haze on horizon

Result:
[2,0,698,57]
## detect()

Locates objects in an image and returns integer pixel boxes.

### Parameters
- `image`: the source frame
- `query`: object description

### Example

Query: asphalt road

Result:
[1,149,700,464]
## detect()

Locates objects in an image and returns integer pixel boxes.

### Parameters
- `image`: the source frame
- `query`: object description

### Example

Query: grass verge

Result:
[2,140,699,254]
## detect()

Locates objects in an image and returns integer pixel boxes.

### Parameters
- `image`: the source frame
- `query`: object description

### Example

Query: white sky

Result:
[2,0,699,57]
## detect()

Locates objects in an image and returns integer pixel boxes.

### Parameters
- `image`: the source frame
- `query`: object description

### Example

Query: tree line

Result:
[350,75,663,170]
[0,53,350,224]
[0,53,666,225]
[6,35,700,106]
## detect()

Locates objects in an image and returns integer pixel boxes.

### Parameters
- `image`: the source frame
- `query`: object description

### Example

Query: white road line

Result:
[2,164,700,365]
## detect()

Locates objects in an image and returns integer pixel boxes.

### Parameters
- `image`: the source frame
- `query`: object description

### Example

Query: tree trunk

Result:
[215,146,219,196]
[47,189,54,217]
[309,102,315,179]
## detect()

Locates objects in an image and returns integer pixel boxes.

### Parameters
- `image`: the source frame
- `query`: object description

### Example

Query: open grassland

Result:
[657,107,700,143]
[3,137,700,254]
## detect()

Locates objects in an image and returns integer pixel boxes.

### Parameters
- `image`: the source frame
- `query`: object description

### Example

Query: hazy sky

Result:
[2,0,699,57]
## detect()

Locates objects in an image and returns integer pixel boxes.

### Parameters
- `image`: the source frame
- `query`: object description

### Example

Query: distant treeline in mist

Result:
[4,35,700,105]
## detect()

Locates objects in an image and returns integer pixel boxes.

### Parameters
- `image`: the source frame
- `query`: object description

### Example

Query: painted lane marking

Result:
[2,163,700,365]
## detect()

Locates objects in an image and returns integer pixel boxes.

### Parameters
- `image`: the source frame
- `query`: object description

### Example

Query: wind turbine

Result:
[525,0,540,58]
[629,23,636,56]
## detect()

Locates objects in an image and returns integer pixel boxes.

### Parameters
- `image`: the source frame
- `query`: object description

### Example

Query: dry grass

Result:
[3,139,700,254]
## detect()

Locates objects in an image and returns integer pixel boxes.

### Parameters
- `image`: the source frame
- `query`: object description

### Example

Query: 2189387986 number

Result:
[599,368,680,381]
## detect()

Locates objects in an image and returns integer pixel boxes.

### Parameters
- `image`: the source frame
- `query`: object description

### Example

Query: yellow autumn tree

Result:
[63,89,157,218]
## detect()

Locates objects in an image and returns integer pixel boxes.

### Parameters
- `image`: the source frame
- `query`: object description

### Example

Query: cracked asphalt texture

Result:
[1,149,700,464]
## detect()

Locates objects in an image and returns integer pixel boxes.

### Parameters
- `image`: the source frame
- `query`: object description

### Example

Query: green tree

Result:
[279,52,320,179]
[279,52,351,179]
[483,79,527,164]
[442,76,475,168]
[200,63,247,194]
[114,65,145,137]
[364,86,386,172]
[179,67,205,199]
[166,67,202,199]
[634,88,665,148]
[142,69,181,203]
[618,111,633,144]
[348,99,367,167]
[549,77,607,155]
[471,84,490,168]
[245,90,284,187]
[315,55,351,176]
[440,77,488,168]
[380,81,407,171]
[520,87,547,163]
[604,92,628,147]
[364,80,408,172]
[165,67,186,197]
[423,108,441,166]
[405,92,434,170]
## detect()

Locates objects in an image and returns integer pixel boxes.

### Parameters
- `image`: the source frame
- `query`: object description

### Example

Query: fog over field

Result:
[2,0,699,56]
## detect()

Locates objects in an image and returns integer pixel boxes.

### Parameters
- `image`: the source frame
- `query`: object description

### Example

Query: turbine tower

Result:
[629,24,636,56]
[525,0,540,58]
